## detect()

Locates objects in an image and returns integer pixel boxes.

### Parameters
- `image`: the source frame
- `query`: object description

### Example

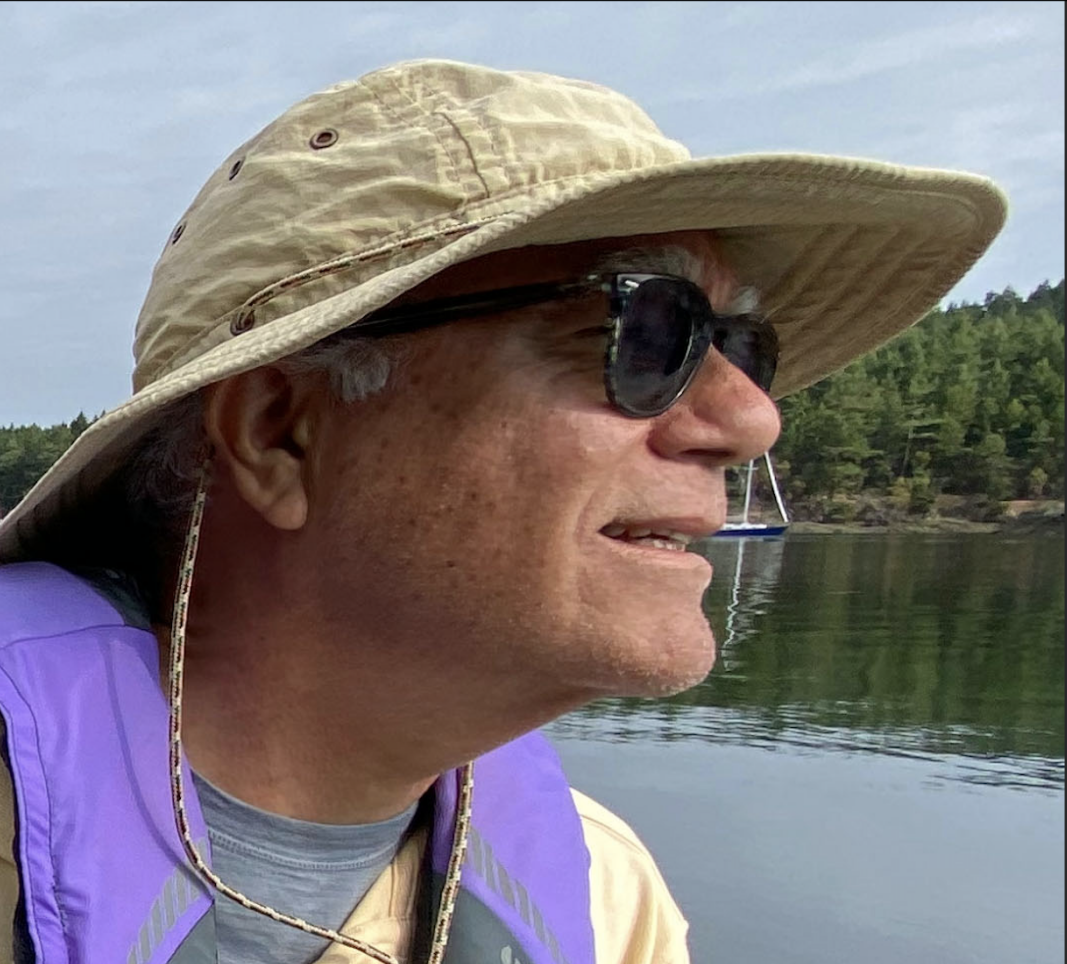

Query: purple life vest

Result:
[0,562,595,964]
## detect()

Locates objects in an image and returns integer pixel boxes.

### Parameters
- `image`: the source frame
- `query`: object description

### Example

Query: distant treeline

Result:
[773,279,1064,519]
[0,412,92,515]
[0,281,1063,518]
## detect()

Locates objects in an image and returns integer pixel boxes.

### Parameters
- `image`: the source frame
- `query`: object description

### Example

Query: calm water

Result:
[547,531,1065,964]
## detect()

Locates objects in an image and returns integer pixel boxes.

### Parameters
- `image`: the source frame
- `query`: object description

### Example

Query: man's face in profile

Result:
[294,230,781,715]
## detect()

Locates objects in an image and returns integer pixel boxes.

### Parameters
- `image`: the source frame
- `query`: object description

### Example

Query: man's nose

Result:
[647,347,782,466]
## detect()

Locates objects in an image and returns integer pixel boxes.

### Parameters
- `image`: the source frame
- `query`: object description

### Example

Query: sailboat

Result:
[715,451,790,538]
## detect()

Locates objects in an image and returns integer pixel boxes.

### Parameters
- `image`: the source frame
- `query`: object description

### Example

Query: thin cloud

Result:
[658,12,1043,106]
[760,15,1038,95]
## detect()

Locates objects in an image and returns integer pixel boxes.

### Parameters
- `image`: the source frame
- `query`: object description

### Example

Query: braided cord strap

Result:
[167,457,472,963]
[427,761,474,964]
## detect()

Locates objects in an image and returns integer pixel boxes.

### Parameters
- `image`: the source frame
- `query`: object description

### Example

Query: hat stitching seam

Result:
[365,77,463,185]
[149,217,501,381]
[144,215,549,390]
[455,100,517,197]
[365,69,477,202]
[432,110,492,202]
[399,82,489,203]
[220,166,628,324]
[238,217,497,313]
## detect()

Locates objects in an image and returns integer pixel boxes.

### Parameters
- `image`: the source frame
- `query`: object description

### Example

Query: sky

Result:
[1,0,1063,426]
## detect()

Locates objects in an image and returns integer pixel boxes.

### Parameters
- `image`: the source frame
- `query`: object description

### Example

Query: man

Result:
[0,60,1005,964]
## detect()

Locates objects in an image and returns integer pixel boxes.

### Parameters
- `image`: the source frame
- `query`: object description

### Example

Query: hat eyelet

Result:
[170,223,186,244]
[230,309,255,335]
[309,128,339,150]
[228,158,244,180]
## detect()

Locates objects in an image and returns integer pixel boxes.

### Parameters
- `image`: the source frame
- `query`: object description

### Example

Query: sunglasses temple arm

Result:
[351,280,591,338]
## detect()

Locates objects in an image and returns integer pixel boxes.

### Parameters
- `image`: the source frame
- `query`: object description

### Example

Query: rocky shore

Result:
[782,498,1064,535]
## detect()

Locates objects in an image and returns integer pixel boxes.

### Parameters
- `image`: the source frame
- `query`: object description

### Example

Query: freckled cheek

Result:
[329,369,629,563]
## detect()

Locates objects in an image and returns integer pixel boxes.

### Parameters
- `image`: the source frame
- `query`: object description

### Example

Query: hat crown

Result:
[133,60,690,390]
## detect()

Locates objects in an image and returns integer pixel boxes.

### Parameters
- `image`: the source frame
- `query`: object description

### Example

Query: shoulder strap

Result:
[0,562,214,964]
[428,733,595,964]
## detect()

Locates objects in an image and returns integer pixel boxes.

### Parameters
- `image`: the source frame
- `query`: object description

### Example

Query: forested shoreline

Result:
[771,279,1064,524]
[1,281,1064,525]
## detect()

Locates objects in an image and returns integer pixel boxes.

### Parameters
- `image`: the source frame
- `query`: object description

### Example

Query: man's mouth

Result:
[600,523,696,552]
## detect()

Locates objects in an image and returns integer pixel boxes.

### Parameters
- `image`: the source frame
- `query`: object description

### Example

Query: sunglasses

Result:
[350,272,779,418]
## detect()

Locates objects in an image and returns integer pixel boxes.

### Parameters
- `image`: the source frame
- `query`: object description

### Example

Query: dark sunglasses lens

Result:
[612,278,702,416]
[712,324,779,392]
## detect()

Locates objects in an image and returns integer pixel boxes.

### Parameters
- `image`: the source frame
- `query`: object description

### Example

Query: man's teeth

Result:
[601,524,693,550]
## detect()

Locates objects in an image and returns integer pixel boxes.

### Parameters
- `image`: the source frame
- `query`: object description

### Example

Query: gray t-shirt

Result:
[193,772,417,964]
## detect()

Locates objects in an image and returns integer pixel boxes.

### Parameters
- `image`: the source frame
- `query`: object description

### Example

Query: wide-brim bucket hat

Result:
[0,59,1007,559]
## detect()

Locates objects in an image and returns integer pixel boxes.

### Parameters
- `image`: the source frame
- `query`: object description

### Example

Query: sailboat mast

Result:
[741,459,755,523]
[764,452,789,523]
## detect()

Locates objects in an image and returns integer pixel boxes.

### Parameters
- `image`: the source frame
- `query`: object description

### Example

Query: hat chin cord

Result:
[166,454,474,964]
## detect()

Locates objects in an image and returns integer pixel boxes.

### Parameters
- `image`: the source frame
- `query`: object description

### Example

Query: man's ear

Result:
[202,366,319,531]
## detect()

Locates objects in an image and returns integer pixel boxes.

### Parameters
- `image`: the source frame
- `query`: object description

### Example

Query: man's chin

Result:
[601,628,718,699]
[624,662,716,699]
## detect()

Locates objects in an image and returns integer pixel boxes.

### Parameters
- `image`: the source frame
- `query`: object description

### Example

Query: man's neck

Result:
[160,489,592,823]
[159,613,582,824]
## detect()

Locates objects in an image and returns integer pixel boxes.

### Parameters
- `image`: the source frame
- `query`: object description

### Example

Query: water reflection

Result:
[710,535,785,658]
[551,531,1065,792]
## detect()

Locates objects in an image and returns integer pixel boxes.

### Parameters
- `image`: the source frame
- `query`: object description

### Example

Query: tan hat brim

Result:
[0,151,1006,559]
